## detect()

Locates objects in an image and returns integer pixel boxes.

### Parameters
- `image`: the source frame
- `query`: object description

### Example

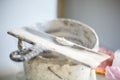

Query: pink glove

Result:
[106,66,120,80]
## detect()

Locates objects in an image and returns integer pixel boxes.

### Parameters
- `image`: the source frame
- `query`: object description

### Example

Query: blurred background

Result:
[0,0,120,79]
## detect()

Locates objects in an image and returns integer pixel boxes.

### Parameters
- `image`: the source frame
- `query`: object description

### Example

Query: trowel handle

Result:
[10,46,48,62]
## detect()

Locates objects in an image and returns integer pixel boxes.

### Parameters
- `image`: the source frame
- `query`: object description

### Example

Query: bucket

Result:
[22,19,99,80]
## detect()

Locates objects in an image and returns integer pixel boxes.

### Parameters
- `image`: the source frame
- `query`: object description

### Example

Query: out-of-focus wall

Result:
[0,0,57,77]
[64,0,120,51]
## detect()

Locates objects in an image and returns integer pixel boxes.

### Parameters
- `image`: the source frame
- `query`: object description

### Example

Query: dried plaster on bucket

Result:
[24,19,99,80]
